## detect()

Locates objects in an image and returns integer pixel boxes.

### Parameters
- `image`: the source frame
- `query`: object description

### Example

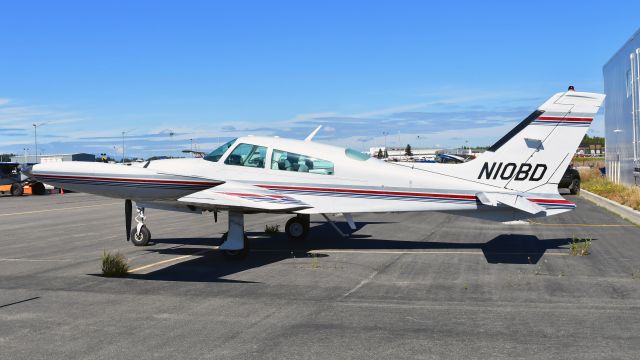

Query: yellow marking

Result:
[0,202,121,217]
[128,249,211,273]
[527,220,634,227]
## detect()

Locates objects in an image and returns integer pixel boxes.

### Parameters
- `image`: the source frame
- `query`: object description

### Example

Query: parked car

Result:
[558,165,580,195]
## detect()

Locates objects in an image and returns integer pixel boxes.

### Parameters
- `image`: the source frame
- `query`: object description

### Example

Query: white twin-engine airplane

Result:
[28,90,604,258]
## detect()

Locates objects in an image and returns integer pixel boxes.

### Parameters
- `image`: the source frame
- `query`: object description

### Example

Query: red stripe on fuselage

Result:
[256,184,477,200]
[258,184,574,206]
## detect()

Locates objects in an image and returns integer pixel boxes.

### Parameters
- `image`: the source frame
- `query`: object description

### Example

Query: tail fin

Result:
[440,90,605,193]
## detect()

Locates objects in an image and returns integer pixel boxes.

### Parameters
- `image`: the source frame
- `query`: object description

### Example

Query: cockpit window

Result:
[345,148,370,161]
[224,143,267,168]
[271,149,334,175]
[204,138,236,162]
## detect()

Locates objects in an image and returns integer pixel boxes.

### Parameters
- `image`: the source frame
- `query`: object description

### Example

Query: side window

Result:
[224,143,267,168]
[271,149,334,175]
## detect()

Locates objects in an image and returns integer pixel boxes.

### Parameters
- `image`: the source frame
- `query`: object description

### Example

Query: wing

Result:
[178,181,311,212]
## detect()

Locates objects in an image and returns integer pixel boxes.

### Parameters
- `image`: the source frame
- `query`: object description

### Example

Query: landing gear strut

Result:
[219,210,248,259]
[130,206,152,246]
[285,214,310,240]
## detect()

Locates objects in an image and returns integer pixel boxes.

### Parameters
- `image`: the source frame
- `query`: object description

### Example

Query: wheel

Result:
[219,232,249,259]
[569,179,580,195]
[130,226,151,246]
[10,183,23,197]
[285,217,309,241]
[31,182,46,195]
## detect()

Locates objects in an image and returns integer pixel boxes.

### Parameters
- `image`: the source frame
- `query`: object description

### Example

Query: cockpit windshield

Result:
[203,138,237,162]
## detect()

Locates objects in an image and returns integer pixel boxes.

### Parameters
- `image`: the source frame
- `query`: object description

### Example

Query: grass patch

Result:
[569,236,592,256]
[579,168,640,211]
[572,157,604,167]
[265,224,280,235]
[101,251,129,277]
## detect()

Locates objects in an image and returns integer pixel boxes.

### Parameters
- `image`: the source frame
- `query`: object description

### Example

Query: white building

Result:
[10,153,96,164]
[368,147,442,161]
[603,28,640,186]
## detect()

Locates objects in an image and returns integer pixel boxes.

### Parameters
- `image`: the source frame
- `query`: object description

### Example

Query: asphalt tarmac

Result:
[1,192,639,359]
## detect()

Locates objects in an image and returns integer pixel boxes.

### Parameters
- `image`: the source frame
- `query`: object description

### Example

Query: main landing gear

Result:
[285,214,310,240]
[120,200,350,259]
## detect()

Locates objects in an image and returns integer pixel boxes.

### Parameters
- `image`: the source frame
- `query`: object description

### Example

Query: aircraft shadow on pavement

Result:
[129,221,584,282]
[126,249,279,284]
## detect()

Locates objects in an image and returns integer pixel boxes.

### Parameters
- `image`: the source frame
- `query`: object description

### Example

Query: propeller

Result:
[125,199,132,241]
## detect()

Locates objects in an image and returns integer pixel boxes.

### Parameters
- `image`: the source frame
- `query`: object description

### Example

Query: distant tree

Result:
[376,149,384,159]
[0,153,16,162]
[404,144,413,156]
[383,149,389,158]
[147,156,171,161]
[581,134,605,147]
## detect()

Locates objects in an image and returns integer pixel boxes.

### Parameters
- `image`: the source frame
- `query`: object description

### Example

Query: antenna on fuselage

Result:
[304,125,322,142]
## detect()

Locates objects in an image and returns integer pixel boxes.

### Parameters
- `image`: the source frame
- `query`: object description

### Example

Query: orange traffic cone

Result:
[60,187,64,195]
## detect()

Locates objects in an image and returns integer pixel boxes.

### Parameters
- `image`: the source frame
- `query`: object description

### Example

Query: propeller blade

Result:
[125,199,132,241]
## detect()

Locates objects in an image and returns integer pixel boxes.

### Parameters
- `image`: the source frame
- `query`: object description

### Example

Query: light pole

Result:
[33,123,46,163]
[121,129,134,163]
[383,131,389,149]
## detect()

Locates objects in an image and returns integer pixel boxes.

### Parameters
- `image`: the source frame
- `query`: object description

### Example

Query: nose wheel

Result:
[129,206,152,246]
[131,225,151,246]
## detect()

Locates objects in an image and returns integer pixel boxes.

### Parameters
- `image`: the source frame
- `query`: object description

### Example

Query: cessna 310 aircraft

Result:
[27,89,604,258]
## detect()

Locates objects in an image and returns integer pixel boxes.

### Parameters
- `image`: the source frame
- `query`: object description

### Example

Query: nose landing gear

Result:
[130,206,152,246]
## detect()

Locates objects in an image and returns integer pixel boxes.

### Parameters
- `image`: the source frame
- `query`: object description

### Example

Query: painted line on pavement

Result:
[128,249,212,273]
[0,202,121,217]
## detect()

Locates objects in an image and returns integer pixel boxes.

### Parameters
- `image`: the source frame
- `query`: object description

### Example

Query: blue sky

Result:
[1,0,639,158]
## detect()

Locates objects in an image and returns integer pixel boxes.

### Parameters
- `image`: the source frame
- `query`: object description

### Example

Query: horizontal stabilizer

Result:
[476,192,546,214]
[178,181,311,212]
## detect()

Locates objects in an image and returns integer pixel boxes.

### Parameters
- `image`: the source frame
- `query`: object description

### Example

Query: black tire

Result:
[31,182,46,195]
[10,183,23,197]
[220,232,249,259]
[130,226,151,246]
[569,179,581,195]
[285,217,309,241]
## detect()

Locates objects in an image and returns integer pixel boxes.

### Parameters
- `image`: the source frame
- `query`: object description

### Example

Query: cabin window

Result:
[224,143,267,168]
[204,138,237,162]
[271,149,334,175]
[345,148,370,161]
